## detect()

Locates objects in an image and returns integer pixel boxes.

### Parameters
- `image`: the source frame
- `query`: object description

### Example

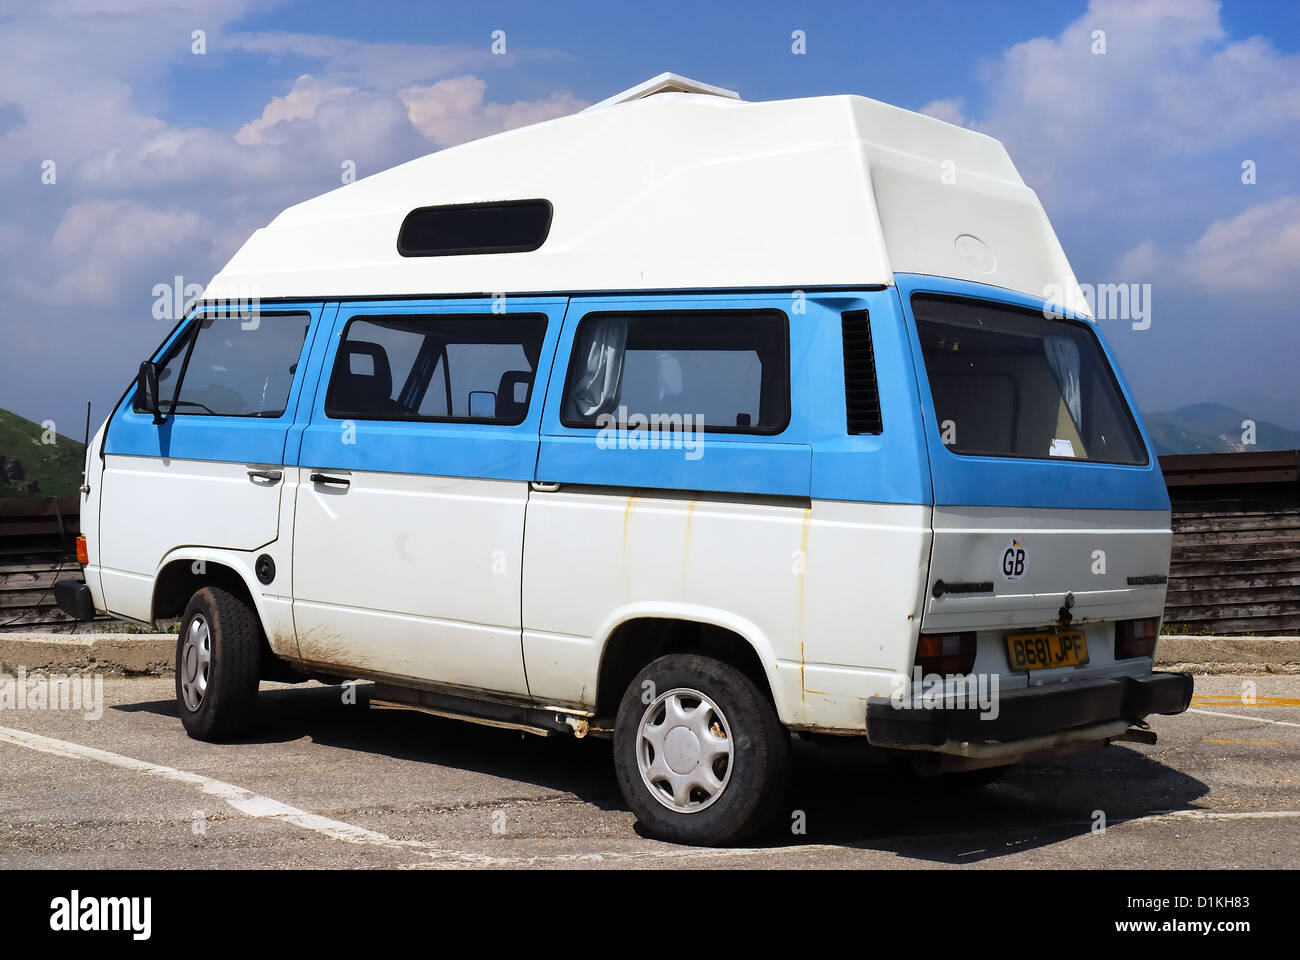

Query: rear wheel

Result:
[613,653,790,846]
[176,585,262,741]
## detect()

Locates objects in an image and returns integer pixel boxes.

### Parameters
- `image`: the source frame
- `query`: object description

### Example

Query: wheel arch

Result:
[151,549,297,662]
[592,604,781,720]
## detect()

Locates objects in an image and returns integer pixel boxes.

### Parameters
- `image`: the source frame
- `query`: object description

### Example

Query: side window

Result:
[139,312,310,417]
[561,310,789,434]
[324,314,548,425]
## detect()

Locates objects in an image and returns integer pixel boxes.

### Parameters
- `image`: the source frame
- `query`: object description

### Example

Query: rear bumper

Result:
[53,579,97,621]
[865,671,1193,749]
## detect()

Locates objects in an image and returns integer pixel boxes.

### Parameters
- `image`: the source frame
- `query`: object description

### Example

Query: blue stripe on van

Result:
[105,284,1162,513]
[894,274,1170,512]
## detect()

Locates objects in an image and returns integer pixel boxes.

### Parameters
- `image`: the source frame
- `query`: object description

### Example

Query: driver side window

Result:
[138,312,310,418]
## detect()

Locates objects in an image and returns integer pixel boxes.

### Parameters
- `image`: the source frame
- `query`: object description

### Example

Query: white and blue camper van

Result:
[58,74,1192,845]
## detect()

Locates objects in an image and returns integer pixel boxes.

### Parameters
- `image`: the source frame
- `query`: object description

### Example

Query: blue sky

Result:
[2,0,1298,436]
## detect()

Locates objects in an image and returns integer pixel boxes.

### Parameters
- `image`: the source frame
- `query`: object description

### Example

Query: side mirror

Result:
[136,360,164,424]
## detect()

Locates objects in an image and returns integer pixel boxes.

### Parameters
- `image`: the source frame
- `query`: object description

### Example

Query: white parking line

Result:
[1132,809,1300,823]
[0,725,767,867]
[1187,707,1300,728]
[0,725,511,865]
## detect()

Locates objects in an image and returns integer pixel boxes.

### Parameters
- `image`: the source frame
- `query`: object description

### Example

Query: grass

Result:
[0,407,85,498]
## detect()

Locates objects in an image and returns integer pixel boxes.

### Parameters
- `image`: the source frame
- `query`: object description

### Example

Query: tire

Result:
[175,585,262,742]
[613,653,790,846]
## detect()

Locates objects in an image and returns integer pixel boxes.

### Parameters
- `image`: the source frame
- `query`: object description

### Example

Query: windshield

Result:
[913,294,1147,465]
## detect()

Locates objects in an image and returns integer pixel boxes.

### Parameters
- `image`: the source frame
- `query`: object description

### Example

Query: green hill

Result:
[1143,403,1300,455]
[0,407,86,498]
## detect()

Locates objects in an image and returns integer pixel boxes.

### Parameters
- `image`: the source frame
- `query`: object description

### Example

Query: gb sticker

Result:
[1000,538,1028,581]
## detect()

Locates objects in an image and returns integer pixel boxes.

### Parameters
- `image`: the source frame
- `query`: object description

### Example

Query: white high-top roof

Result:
[204,73,1082,306]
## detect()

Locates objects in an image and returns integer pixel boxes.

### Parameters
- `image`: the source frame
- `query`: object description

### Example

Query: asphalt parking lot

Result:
[1,673,1296,869]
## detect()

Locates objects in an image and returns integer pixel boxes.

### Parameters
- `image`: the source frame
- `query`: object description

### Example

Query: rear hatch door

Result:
[900,279,1171,684]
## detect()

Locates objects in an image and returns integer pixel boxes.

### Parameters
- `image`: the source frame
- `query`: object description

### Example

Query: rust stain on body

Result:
[796,506,811,702]
[620,495,637,597]
[622,495,636,543]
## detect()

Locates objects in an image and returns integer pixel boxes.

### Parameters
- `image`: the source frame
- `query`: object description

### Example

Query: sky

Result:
[1,0,1298,438]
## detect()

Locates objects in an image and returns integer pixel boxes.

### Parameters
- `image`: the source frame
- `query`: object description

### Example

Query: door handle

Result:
[530,481,561,492]
[247,469,283,483]
[309,472,350,488]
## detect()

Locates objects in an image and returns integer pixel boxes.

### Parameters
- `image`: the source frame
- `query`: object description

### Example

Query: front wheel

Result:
[176,585,262,741]
[613,653,790,846]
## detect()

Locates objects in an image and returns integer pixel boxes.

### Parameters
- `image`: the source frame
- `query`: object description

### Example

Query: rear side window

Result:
[140,312,310,418]
[561,310,789,434]
[913,295,1147,465]
[397,200,552,257]
[324,314,547,425]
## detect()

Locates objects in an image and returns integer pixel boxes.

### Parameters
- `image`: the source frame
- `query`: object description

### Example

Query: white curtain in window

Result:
[566,318,628,419]
[1044,335,1082,430]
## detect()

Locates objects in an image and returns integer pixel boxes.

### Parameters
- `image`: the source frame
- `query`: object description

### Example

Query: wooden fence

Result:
[0,496,116,633]
[1160,451,1300,635]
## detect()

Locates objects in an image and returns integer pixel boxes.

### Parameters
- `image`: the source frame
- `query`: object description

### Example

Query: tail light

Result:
[75,535,89,565]
[1115,617,1159,659]
[914,631,977,675]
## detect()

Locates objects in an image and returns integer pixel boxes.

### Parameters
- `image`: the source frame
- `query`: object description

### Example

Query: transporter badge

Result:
[1001,538,1028,581]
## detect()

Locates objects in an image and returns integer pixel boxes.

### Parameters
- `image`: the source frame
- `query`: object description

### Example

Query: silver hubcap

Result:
[636,687,734,813]
[180,614,211,712]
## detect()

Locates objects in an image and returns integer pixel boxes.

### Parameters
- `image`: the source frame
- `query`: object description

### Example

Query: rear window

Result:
[913,295,1147,465]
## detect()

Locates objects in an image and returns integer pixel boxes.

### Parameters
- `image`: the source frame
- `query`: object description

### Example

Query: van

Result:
[57,74,1193,846]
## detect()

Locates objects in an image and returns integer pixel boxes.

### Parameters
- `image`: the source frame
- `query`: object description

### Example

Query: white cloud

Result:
[0,3,589,434]
[223,30,570,90]
[235,75,358,145]
[918,97,967,126]
[961,0,1300,211]
[44,200,209,302]
[1190,196,1300,292]
[400,75,588,148]
[1119,196,1300,294]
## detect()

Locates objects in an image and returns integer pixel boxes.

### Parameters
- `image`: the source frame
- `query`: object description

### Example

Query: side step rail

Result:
[368,682,596,739]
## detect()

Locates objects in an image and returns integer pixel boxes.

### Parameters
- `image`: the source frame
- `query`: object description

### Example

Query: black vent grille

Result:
[841,310,882,434]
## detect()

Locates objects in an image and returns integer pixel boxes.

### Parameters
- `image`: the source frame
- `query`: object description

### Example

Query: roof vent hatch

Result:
[584,72,741,111]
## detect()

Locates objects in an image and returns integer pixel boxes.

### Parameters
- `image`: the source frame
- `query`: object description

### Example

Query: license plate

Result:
[1006,630,1089,671]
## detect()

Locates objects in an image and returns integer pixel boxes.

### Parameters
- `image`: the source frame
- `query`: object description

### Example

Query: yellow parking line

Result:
[1191,695,1300,707]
